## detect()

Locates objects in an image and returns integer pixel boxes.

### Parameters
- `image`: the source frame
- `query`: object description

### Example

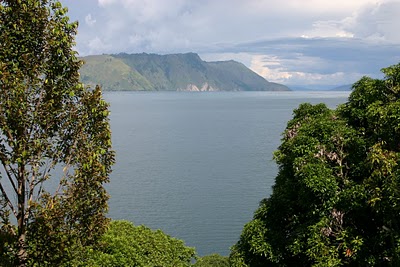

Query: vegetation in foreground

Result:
[231,63,400,266]
[82,220,196,267]
[2,0,400,266]
[80,220,231,267]
[0,1,228,266]
[0,0,114,266]
[193,254,230,267]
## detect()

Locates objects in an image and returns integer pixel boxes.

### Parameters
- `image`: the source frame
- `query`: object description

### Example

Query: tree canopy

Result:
[231,63,400,266]
[83,220,196,267]
[0,0,114,266]
[193,254,230,267]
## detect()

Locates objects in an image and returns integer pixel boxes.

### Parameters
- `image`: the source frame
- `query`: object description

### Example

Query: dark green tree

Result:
[0,1,114,266]
[231,63,400,266]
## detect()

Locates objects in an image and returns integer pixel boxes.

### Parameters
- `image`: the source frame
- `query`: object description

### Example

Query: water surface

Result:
[104,91,350,256]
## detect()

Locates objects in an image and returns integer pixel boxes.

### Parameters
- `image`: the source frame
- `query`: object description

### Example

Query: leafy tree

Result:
[83,220,196,267]
[0,0,114,266]
[193,253,230,267]
[231,63,400,266]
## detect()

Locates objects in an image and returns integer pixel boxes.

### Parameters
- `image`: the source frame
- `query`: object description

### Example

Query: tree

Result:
[231,63,400,266]
[193,254,230,267]
[83,220,196,267]
[0,1,114,266]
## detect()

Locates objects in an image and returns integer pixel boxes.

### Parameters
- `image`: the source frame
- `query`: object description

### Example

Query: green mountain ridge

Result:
[79,53,290,91]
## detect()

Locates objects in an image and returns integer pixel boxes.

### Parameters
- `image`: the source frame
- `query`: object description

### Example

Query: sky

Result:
[60,0,400,88]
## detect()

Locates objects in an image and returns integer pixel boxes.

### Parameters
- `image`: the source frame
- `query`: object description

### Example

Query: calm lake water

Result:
[103,91,350,256]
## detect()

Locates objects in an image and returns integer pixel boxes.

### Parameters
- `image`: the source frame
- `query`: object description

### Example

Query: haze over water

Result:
[104,91,349,256]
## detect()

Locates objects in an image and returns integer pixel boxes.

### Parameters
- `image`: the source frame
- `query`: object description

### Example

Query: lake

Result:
[103,91,350,256]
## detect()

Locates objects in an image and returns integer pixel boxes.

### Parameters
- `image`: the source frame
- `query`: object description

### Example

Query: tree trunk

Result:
[17,165,27,267]
[17,233,27,267]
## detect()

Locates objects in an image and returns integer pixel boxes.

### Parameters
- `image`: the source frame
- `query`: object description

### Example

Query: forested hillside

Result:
[79,53,289,91]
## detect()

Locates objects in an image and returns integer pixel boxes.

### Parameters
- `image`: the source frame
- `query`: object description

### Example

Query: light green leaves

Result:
[84,220,196,267]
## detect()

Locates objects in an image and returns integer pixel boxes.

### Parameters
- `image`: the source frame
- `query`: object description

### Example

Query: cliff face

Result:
[79,53,290,91]
[177,83,218,92]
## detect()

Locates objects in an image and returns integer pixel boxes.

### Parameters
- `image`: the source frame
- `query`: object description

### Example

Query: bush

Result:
[82,220,196,267]
[193,254,230,267]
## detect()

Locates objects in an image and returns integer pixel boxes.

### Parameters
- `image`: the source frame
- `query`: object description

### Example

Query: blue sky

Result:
[60,0,400,88]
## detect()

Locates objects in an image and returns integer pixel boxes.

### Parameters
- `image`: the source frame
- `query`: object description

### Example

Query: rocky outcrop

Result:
[178,83,219,92]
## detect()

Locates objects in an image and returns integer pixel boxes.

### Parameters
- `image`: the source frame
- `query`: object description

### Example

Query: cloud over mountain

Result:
[61,0,400,87]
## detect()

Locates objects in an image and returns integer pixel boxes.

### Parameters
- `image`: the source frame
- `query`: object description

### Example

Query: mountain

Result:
[289,85,339,91]
[288,84,354,91]
[288,86,317,91]
[330,84,352,91]
[79,53,289,91]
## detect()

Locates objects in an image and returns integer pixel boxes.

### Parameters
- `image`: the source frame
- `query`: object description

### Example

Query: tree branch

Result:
[1,162,18,195]
[0,180,17,219]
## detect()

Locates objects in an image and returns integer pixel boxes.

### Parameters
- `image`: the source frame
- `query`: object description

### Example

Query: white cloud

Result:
[300,0,400,41]
[249,54,368,86]
[282,0,377,12]
[61,0,400,86]
[304,20,354,38]
[98,0,117,6]
[87,37,111,54]
[98,0,189,22]
[85,14,96,26]
[344,0,400,42]
[90,0,396,54]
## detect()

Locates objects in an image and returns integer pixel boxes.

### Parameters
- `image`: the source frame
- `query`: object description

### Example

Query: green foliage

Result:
[0,1,114,266]
[231,63,400,266]
[82,220,196,267]
[193,254,230,267]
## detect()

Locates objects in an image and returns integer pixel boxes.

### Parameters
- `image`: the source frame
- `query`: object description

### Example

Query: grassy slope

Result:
[80,55,153,91]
